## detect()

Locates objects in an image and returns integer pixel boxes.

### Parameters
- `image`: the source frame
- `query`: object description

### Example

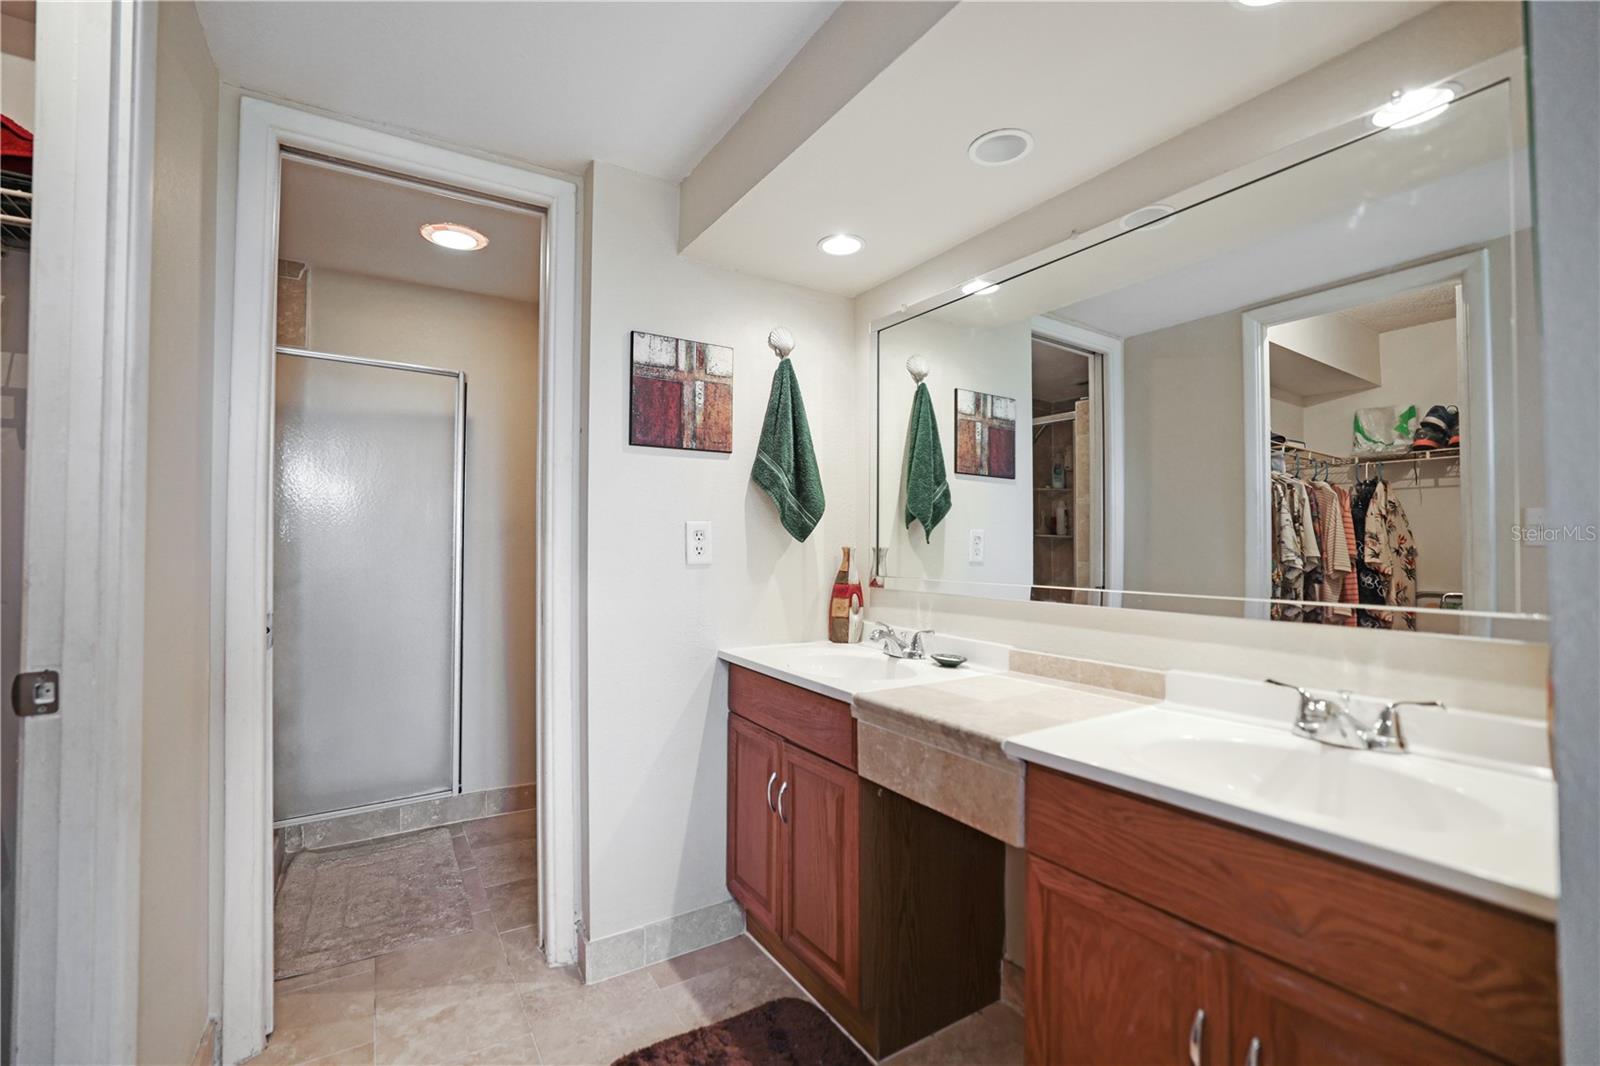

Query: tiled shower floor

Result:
[255,810,1022,1065]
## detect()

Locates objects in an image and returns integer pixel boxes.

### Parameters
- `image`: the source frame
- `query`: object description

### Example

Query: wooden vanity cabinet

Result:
[726,665,1004,1058]
[1024,765,1560,1066]
[1027,860,1230,1066]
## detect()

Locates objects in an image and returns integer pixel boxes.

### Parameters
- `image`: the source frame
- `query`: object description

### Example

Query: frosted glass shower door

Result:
[272,349,464,822]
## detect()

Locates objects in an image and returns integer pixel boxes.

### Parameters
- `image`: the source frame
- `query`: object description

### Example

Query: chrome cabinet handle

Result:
[766,771,777,812]
[1245,1036,1261,1066]
[1188,1008,1205,1066]
[777,781,789,824]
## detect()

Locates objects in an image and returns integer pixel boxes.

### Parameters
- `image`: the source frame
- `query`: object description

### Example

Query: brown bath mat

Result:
[274,827,474,979]
[613,998,869,1066]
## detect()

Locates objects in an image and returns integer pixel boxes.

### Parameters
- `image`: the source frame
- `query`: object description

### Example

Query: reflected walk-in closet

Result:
[268,152,542,988]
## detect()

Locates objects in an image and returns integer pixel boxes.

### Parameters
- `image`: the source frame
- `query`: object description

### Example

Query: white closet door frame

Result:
[221,98,581,1064]
[9,3,156,1063]
[1241,250,1498,623]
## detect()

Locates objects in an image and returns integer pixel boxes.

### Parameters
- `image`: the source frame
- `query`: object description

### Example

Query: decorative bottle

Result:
[829,547,863,643]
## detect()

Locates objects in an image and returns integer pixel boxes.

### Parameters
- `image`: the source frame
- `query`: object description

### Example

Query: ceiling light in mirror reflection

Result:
[818,233,864,256]
[967,128,1034,167]
[1119,204,1177,232]
[419,222,489,251]
[1372,85,1457,129]
[961,278,1001,296]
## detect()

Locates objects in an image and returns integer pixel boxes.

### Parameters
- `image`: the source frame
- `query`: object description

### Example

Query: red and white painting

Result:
[629,331,733,453]
[954,388,1017,479]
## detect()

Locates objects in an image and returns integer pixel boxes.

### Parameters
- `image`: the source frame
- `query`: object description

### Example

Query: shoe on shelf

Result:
[1413,404,1458,450]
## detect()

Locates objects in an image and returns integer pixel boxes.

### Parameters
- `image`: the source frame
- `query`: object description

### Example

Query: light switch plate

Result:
[686,521,712,566]
[968,528,985,564]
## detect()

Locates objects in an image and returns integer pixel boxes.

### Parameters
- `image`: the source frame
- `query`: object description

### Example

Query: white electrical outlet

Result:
[968,528,985,563]
[685,521,713,566]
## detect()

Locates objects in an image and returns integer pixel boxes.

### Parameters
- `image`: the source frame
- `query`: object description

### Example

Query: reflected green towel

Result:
[752,359,826,542]
[904,382,951,541]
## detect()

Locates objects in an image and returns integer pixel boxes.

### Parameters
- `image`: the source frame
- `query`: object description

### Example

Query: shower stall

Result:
[271,346,465,823]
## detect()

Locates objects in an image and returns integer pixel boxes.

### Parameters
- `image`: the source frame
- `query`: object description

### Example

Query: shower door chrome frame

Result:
[272,344,467,823]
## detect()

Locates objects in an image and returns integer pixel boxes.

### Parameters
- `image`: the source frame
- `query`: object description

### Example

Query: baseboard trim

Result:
[281,783,536,852]
[189,1019,217,1066]
[1001,958,1024,1012]
[578,898,746,984]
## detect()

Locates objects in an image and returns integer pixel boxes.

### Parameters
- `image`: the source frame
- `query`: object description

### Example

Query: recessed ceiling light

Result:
[420,222,489,251]
[967,128,1034,167]
[1120,204,1177,231]
[818,233,864,256]
[1234,0,1282,7]
[1372,85,1457,129]
[961,278,1001,296]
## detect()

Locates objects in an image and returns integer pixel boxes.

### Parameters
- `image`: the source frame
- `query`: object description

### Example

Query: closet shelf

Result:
[1272,441,1461,467]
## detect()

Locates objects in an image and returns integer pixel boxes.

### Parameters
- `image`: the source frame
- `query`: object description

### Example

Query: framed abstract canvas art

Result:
[629,331,733,453]
[954,388,1017,478]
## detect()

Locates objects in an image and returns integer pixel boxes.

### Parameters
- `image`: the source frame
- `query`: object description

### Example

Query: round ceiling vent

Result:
[1119,204,1177,232]
[967,128,1034,167]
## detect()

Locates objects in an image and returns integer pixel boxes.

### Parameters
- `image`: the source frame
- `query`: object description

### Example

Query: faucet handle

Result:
[1369,699,1445,754]
[908,628,934,655]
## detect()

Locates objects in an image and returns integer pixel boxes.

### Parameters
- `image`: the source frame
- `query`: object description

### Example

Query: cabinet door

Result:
[779,743,861,1005]
[1027,858,1229,1066]
[727,714,781,932]
[1230,949,1502,1066]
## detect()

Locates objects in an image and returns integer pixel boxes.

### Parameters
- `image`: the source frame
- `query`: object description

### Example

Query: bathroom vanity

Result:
[725,662,1005,1058]
[722,641,1560,1065]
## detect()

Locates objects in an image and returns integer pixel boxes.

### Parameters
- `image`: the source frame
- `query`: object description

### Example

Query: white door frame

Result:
[1241,251,1498,621]
[220,98,582,1064]
[1030,315,1126,601]
[10,2,156,1063]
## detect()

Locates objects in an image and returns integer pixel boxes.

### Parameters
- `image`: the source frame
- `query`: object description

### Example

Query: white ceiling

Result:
[196,1,838,180]
[278,156,541,304]
[681,0,1432,296]
[1341,283,1457,333]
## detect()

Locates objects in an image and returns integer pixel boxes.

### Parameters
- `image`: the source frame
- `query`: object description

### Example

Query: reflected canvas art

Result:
[630,331,734,452]
[954,388,1017,478]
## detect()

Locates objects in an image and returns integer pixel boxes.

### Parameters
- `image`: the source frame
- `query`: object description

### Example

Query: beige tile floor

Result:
[256,813,1022,1065]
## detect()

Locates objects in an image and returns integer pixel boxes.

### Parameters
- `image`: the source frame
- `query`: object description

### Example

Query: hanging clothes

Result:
[1270,472,1321,621]
[1359,479,1419,631]
[1310,481,1353,623]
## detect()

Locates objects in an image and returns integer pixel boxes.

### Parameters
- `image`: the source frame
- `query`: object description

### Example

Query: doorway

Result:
[222,99,580,1065]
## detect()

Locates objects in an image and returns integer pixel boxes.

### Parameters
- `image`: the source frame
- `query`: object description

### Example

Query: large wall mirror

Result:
[875,67,1546,640]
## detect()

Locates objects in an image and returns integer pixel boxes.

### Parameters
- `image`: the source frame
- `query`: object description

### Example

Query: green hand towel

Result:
[904,381,951,541]
[752,358,826,542]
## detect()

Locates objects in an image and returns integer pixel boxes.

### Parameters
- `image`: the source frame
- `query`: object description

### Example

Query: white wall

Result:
[1301,318,1458,453]
[582,162,855,941]
[1268,311,1381,388]
[1121,311,1248,609]
[139,3,219,1062]
[877,315,1033,598]
[303,267,540,792]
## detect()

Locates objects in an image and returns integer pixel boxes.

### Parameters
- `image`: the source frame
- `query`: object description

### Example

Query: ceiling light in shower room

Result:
[967,128,1034,167]
[961,278,1001,296]
[818,233,865,256]
[420,222,490,251]
[1371,85,1457,130]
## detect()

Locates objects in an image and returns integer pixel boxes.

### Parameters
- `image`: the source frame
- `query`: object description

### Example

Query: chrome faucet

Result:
[866,622,933,660]
[1265,679,1443,754]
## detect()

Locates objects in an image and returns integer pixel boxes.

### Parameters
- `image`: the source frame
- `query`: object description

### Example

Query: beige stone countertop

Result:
[851,670,1158,770]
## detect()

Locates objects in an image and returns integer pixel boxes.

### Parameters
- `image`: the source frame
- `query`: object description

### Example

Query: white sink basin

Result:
[1131,736,1504,835]
[784,648,924,684]
[720,640,997,702]
[1004,703,1558,918]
